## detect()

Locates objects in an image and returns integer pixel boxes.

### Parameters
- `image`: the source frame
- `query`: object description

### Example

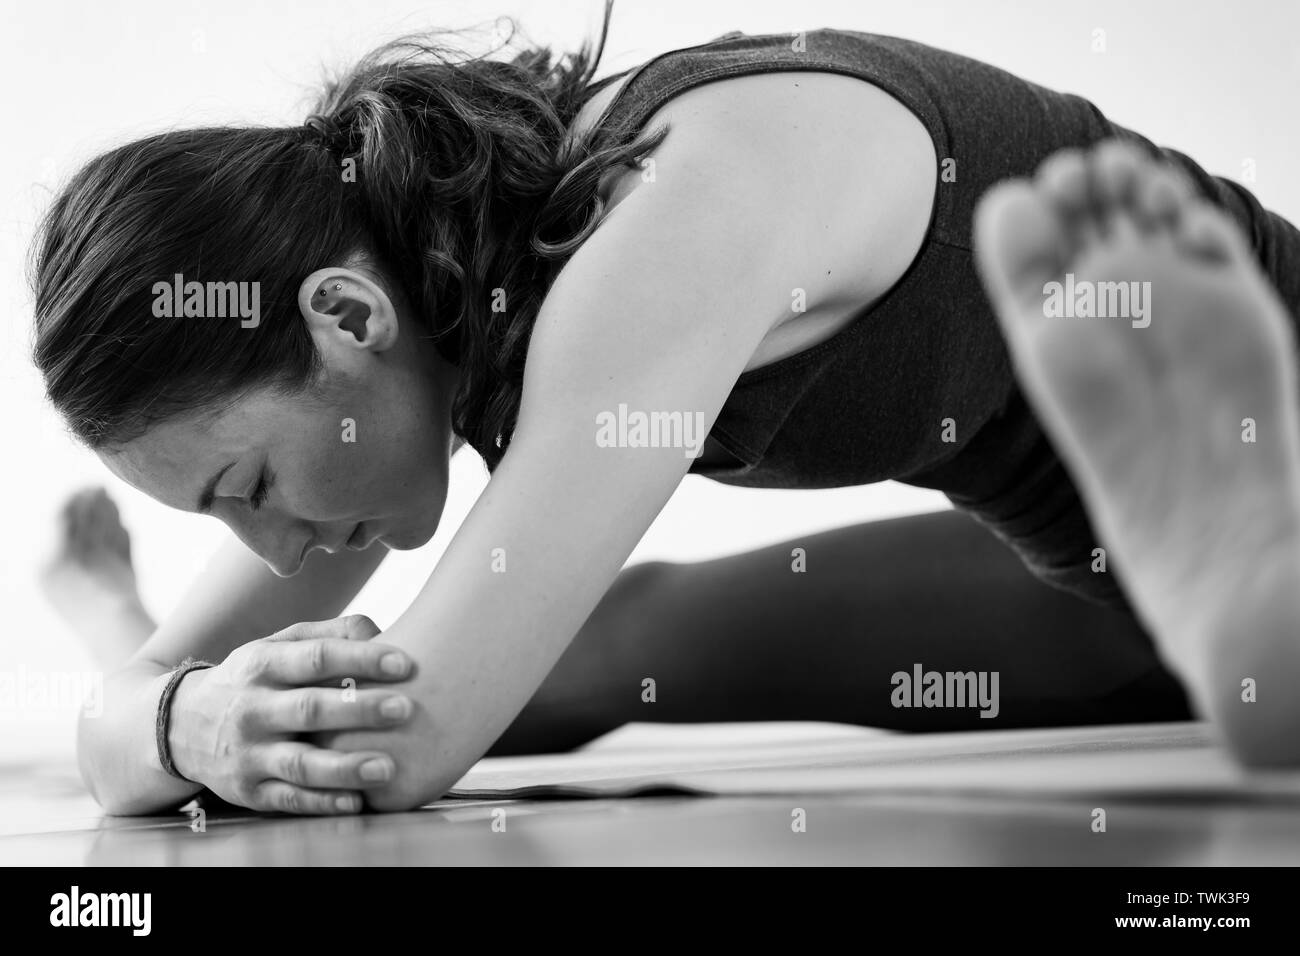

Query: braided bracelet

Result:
[155,657,216,781]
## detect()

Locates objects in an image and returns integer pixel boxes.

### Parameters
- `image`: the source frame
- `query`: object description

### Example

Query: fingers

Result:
[255,740,395,790]
[253,686,414,734]
[266,614,382,643]
[247,779,365,816]
[251,636,412,685]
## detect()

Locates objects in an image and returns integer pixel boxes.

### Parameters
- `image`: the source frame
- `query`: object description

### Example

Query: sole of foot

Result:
[974,138,1300,768]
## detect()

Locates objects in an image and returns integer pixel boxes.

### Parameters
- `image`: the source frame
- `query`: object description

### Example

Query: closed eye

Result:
[249,470,274,511]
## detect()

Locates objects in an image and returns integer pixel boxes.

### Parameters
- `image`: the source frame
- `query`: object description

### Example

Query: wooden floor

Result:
[3,722,1300,866]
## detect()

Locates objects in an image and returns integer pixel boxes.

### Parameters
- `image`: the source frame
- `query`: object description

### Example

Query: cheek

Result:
[297,394,444,517]
[326,422,423,508]
[370,411,444,483]
[277,427,373,518]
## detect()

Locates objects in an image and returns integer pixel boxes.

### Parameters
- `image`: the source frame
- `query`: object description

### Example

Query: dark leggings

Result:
[490,509,1193,755]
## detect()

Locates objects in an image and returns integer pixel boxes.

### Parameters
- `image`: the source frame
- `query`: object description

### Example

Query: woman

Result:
[33,4,1300,815]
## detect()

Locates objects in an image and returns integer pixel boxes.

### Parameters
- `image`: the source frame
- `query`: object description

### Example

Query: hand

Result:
[167,615,416,815]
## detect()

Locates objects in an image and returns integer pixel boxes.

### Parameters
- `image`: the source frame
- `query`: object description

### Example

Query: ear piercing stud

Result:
[317,282,344,297]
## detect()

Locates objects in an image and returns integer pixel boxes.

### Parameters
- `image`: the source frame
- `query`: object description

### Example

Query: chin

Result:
[381,520,439,551]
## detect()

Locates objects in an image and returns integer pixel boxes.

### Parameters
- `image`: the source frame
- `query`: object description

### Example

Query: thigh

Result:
[947,418,1134,611]
[617,509,1188,729]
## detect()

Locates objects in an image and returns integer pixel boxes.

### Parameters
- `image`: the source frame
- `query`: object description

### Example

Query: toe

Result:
[1135,162,1195,232]
[58,487,114,552]
[61,488,94,520]
[1176,198,1251,265]
[59,490,93,540]
[1090,139,1151,236]
[1090,139,1146,207]
[1034,148,1091,223]
[974,178,1070,324]
[86,490,121,538]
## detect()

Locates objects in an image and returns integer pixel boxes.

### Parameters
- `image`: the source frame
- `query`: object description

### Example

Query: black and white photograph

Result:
[1,0,1296,914]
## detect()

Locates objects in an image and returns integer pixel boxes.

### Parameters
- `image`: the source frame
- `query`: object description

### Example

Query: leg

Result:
[490,509,1191,754]
[975,138,1300,766]
[44,490,1191,756]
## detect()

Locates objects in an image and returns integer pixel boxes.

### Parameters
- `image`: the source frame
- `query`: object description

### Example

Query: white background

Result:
[3,0,1298,757]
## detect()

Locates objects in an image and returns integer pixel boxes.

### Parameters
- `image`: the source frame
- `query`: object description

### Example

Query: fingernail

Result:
[380,696,411,720]
[360,759,392,782]
[336,795,360,813]
[380,654,409,676]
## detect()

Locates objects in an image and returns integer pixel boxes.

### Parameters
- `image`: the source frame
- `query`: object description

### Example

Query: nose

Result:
[262,544,307,577]
[222,512,311,577]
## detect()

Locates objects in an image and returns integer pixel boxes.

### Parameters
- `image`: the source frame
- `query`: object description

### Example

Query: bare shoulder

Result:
[582,69,938,314]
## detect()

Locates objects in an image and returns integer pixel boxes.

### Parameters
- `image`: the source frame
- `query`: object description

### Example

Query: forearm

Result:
[321,445,676,808]
[319,156,776,805]
[78,660,202,815]
[326,583,603,808]
[138,534,389,666]
[80,535,388,814]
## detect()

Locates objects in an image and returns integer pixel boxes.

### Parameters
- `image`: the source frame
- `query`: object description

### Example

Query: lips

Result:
[304,528,358,558]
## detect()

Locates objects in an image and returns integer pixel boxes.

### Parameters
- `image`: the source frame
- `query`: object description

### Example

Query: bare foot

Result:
[40,487,154,668]
[974,139,1300,767]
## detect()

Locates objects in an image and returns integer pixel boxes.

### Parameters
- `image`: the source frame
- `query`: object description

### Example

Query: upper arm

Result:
[327,76,926,806]
[519,69,912,440]
[586,70,938,318]
[508,76,853,547]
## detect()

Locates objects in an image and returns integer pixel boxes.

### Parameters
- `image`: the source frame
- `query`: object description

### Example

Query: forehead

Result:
[98,404,258,512]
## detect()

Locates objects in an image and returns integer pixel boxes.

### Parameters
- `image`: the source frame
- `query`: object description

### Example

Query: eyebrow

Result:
[197,461,237,513]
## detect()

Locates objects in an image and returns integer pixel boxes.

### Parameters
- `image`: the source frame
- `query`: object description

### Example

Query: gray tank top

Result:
[583,27,1184,605]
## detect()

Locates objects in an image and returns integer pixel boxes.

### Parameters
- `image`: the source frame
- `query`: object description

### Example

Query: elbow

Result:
[76,701,176,817]
[75,708,116,812]
[316,729,465,813]
[79,759,194,817]
[363,772,457,813]
[75,749,147,817]
[320,691,486,812]
[353,739,473,814]
[363,730,468,812]
[93,790,172,817]
[361,738,468,811]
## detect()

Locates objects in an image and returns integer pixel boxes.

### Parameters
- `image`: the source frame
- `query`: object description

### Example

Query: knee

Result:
[607,560,676,603]
[589,560,677,645]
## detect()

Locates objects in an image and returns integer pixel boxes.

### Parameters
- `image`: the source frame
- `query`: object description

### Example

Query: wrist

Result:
[162,664,214,783]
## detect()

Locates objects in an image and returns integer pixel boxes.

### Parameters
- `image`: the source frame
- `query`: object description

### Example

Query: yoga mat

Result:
[449,721,1300,801]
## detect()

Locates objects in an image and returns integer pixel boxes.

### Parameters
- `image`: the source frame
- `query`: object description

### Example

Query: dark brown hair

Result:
[30,0,668,472]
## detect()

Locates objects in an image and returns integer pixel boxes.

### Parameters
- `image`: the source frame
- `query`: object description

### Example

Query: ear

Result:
[298,267,400,356]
